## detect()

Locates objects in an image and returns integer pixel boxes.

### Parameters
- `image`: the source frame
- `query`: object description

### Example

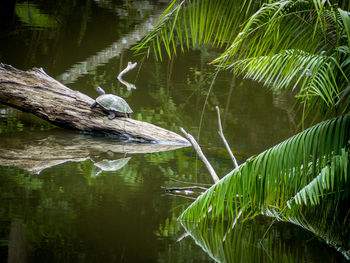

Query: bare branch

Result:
[216,106,239,169]
[117,62,137,90]
[180,127,220,183]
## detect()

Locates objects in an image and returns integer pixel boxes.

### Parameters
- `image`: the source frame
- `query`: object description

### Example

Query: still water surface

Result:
[0,1,347,262]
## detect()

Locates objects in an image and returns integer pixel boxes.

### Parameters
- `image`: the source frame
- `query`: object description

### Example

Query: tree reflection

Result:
[180,203,349,263]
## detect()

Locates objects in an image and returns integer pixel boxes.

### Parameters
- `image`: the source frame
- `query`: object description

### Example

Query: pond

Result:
[0,1,348,262]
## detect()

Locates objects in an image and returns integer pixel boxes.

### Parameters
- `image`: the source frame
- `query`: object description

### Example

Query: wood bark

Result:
[0,63,189,145]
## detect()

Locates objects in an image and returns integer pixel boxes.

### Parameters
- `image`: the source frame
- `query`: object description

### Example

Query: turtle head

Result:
[97,86,106,95]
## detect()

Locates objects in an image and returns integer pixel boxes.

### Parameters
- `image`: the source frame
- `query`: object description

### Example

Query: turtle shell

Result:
[96,94,133,114]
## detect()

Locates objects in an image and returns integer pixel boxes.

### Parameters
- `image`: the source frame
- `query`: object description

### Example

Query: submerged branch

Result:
[164,186,208,192]
[163,185,206,199]
[180,127,220,183]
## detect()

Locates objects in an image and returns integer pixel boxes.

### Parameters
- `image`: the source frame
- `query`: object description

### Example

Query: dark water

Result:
[0,1,348,262]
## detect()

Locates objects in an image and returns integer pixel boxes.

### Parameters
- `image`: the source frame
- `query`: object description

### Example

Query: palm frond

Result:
[132,0,262,60]
[134,0,349,112]
[179,114,350,222]
[214,0,328,65]
[213,0,350,113]
[225,49,342,104]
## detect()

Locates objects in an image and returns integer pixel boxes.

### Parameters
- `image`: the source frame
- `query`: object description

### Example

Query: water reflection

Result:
[93,156,132,176]
[15,3,58,29]
[8,220,28,263]
[287,200,350,260]
[0,138,205,262]
[56,8,163,85]
[0,129,186,174]
[181,211,348,263]
[0,0,166,75]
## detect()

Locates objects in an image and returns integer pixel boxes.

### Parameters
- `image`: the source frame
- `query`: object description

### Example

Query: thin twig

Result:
[163,186,208,192]
[117,62,137,90]
[216,106,239,169]
[180,127,220,183]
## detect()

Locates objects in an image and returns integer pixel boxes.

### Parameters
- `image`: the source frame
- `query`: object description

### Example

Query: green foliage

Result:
[134,0,350,115]
[132,0,262,60]
[134,0,350,229]
[215,0,350,116]
[223,50,342,105]
[180,114,350,222]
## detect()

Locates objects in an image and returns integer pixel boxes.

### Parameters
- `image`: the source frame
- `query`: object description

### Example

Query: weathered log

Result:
[0,129,186,174]
[0,63,189,145]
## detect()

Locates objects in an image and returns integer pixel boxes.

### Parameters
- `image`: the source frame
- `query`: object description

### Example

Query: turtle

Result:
[90,87,133,119]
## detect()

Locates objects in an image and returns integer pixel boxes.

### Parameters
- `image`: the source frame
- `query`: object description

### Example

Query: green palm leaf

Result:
[223,49,345,107]
[212,0,350,115]
[215,0,335,63]
[135,0,349,114]
[132,0,262,60]
[179,114,350,222]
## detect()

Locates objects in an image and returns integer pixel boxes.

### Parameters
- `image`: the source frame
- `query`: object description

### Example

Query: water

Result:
[0,1,348,262]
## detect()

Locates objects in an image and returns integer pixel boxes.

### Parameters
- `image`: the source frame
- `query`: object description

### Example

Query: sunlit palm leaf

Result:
[214,0,350,113]
[135,0,349,113]
[179,114,350,222]
[132,0,262,60]
[224,49,344,107]
[215,0,335,64]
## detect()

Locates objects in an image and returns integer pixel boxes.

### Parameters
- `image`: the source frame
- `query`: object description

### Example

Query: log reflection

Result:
[0,129,186,174]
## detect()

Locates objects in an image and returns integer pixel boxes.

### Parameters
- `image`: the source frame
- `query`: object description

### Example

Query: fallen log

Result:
[0,63,189,145]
